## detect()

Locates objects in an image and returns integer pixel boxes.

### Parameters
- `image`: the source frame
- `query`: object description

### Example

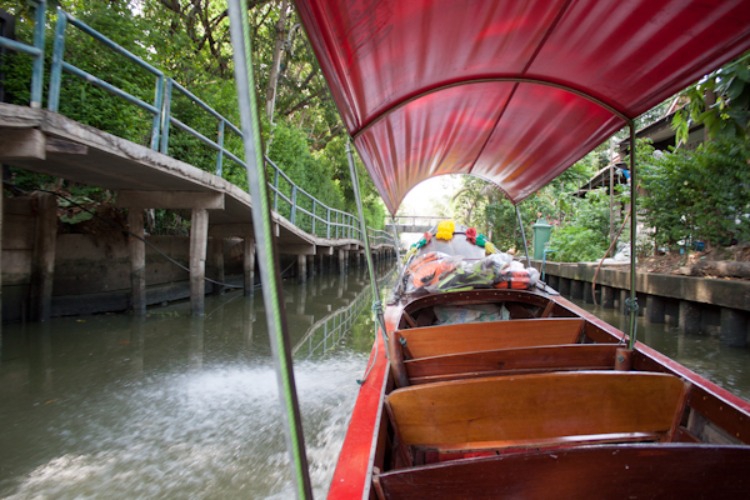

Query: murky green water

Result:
[0,266,394,499]
[573,299,750,401]
[2,268,749,498]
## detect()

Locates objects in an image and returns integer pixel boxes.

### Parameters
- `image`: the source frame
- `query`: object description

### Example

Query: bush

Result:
[641,138,750,248]
[548,189,613,262]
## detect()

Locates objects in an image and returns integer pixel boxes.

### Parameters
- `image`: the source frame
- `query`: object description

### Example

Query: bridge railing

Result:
[0,2,395,249]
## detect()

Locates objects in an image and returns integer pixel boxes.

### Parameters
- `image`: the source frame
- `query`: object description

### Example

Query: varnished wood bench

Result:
[405,344,619,384]
[396,317,585,359]
[373,444,750,500]
[385,371,689,467]
[390,318,587,386]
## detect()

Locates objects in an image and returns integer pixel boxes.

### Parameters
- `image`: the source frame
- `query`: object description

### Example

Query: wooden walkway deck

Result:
[0,103,395,317]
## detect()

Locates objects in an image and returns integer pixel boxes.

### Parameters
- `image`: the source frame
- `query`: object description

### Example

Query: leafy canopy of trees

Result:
[0,0,385,230]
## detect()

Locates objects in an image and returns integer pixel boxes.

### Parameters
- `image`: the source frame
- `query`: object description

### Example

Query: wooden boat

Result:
[285,0,750,497]
[326,228,750,498]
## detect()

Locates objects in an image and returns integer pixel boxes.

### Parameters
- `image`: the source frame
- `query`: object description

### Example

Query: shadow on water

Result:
[0,265,397,499]
[573,299,750,402]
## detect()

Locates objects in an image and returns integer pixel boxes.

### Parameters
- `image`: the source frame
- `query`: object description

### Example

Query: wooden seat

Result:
[405,344,619,384]
[385,371,688,467]
[373,444,750,500]
[396,318,585,359]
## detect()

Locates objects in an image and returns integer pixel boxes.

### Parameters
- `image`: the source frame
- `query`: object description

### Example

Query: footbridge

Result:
[0,4,395,318]
[386,215,445,234]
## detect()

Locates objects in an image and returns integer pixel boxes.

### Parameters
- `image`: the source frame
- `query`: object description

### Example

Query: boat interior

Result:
[373,288,750,499]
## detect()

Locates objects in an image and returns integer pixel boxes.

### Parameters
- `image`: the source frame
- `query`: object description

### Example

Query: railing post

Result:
[326,208,331,238]
[48,6,66,112]
[160,79,173,154]
[150,74,164,150]
[290,185,297,225]
[29,0,47,109]
[216,119,226,176]
[311,199,316,235]
[273,164,280,211]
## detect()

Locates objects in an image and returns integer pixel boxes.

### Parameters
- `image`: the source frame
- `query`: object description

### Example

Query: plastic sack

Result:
[434,304,510,325]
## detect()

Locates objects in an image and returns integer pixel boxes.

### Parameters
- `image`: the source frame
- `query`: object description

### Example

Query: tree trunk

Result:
[266,0,289,122]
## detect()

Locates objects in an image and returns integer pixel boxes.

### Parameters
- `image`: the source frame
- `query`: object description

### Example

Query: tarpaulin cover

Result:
[294,0,750,213]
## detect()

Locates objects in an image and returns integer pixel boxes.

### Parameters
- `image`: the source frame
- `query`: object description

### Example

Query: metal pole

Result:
[346,142,389,344]
[227,2,312,498]
[628,121,639,350]
[515,205,531,268]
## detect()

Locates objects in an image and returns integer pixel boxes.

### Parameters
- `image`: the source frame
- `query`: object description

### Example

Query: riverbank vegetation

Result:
[0,0,385,233]
[449,52,750,269]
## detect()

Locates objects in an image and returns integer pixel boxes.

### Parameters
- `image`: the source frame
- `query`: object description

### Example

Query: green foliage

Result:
[1,0,385,235]
[673,52,750,143]
[640,137,750,248]
[548,190,612,262]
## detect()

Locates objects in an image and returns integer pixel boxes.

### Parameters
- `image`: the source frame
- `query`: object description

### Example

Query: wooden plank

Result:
[386,372,687,450]
[117,190,224,210]
[0,128,45,160]
[398,318,584,358]
[405,344,618,383]
[375,444,750,499]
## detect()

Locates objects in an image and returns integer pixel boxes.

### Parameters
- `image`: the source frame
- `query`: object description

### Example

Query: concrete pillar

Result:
[720,308,747,347]
[646,295,666,324]
[582,283,594,304]
[600,286,615,309]
[558,278,571,297]
[618,290,629,314]
[338,249,347,273]
[679,300,702,335]
[190,208,209,315]
[30,192,57,321]
[128,209,146,315]
[307,255,315,277]
[211,237,225,295]
[243,237,255,296]
[297,254,307,283]
[665,300,680,326]
[570,280,583,300]
[546,275,559,291]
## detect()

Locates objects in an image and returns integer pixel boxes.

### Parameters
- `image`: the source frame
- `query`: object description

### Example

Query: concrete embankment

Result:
[536,261,750,347]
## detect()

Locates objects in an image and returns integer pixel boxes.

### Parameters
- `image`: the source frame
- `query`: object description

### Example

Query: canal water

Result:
[2,267,749,498]
[0,265,395,499]
[573,299,750,401]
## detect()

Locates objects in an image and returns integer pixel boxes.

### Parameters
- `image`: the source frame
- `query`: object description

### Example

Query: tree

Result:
[672,52,750,144]
[640,137,750,248]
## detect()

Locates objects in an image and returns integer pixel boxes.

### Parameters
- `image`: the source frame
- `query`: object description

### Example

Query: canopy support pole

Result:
[390,216,403,274]
[627,121,639,350]
[346,142,389,356]
[516,205,531,268]
[227,2,312,498]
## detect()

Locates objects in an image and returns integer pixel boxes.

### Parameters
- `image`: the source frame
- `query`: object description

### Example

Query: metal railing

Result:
[0,1,396,249]
[293,268,396,359]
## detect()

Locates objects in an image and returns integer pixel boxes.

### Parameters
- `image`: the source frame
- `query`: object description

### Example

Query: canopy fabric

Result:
[294,0,750,214]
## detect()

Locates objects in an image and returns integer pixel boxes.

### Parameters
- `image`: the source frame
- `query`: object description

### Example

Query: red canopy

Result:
[294,0,750,214]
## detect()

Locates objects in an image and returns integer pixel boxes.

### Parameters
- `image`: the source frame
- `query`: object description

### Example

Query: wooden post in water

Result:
[190,208,209,315]
[128,209,146,315]
[244,236,255,295]
[211,237,225,295]
[30,191,57,321]
[297,254,307,283]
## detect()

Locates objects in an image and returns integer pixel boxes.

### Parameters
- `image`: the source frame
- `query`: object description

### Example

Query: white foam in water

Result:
[5,353,368,499]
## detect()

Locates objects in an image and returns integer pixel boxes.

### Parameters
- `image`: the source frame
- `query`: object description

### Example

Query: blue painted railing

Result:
[0,1,395,248]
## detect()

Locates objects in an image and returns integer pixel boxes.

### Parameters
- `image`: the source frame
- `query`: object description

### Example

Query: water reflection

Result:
[0,264,395,499]
[574,299,750,401]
